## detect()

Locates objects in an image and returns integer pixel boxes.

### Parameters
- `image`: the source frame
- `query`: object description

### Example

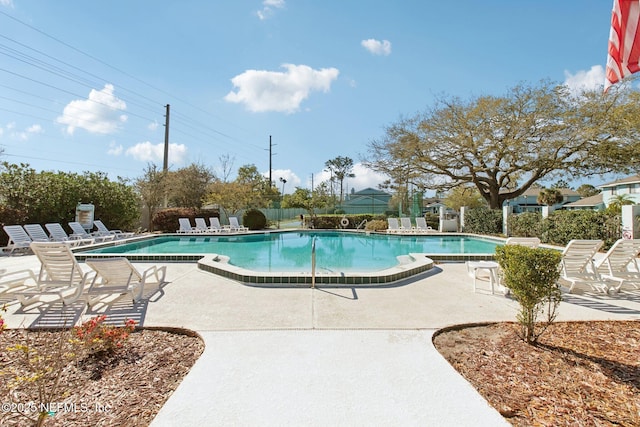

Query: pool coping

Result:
[197,252,437,287]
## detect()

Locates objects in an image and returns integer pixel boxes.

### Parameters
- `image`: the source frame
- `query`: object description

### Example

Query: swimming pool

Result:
[79,231,501,273]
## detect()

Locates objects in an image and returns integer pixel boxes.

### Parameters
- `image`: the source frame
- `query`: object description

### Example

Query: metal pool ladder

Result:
[311,236,317,288]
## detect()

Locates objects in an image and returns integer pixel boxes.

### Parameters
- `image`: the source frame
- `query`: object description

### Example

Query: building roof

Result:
[500,187,580,197]
[563,193,604,207]
[351,187,391,197]
[598,175,640,188]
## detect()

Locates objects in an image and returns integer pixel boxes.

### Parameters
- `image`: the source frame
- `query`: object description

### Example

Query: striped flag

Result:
[605,0,640,92]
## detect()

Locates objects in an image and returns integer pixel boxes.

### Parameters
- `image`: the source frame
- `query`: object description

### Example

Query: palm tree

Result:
[607,194,635,214]
[538,188,563,206]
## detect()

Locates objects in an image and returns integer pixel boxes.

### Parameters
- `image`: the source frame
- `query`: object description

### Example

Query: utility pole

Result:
[163,104,170,172]
[163,104,170,208]
[267,135,276,187]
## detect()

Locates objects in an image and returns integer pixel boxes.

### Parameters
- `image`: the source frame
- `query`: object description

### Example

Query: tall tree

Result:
[167,162,214,208]
[444,186,486,211]
[576,184,600,198]
[135,163,168,231]
[324,156,355,203]
[364,81,640,209]
[204,164,276,217]
[282,182,332,219]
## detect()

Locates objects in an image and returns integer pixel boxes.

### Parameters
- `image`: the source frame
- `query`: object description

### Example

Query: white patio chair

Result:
[595,239,640,293]
[229,216,249,232]
[386,218,401,234]
[84,257,167,308]
[559,239,611,294]
[177,218,200,233]
[400,217,416,233]
[15,242,94,307]
[23,224,54,243]
[45,223,95,246]
[504,237,541,248]
[93,219,135,239]
[209,217,228,233]
[68,222,116,243]
[194,218,210,233]
[2,225,33,254]
[415,217,434,233]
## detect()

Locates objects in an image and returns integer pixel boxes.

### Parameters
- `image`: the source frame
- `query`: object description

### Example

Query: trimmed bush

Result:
[464,208,503,235]
[242,209,267,230]
[541,210,619,249]
[508,212,542,237]
[365,219,387,231]
[495,245,562,344]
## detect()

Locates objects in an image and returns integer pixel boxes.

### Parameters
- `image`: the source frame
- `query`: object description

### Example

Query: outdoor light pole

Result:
[279,177,287,229]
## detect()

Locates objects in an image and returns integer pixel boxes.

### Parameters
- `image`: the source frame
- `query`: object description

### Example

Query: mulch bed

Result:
[433,321,640,426]
[0,328,204,426]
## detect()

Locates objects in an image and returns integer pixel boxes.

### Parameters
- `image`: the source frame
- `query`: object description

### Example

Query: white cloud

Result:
[125,141,187,165]
[267,169,301,193]
[361,38,392,56]
[10,123,43,141]
[107,141,123,156]
[313,163,387,193]
[148,121,159,131]
[257,0,285,20]
[57,84,127,135]
[224,64,340,113]
[563,65,605,95]
[0,0,14,8]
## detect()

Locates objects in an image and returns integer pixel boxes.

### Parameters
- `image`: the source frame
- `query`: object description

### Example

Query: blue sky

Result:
[0,0,617,193]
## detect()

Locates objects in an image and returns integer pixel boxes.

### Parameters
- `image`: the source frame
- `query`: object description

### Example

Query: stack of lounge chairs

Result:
[3,242,166,310]
[2,221,136,255]
[176,217,249,234]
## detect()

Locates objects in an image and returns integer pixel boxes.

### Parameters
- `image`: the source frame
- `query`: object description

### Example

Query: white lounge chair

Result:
[15,242,93,307]
[559,240,611,294]
[177,218,200,233]
[2,225,33,254]
[209,217,228,233]
[93,220,135,239]
[69,222,116,243]
[45,223,95,246]
[400,217,415,233]
[595,239,640,293]
[505,237,541,248]
[229,216,249,232]
[415,217,434,233]
[194,218,210,233]
[386,218,401,234]
[84,257,167,308]
[23,224,54,243]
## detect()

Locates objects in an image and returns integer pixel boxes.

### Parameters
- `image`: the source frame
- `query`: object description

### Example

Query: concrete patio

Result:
[1,253,639,426]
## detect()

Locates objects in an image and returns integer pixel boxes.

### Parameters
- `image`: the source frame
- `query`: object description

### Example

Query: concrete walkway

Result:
[2,254,639,426]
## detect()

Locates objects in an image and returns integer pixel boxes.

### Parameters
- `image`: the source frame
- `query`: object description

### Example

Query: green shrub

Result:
[495,245,562,344]
[152,208,219,232]
[541,210,619,249]
[464,208,503,235]
[242,209,267,230]
[312,214,378,229]
[424,213,439,229]
[508,212,542,237]
[365,219,387,231]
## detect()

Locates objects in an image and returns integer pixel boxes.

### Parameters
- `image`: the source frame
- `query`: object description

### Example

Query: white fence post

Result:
[460,206,466,232]
[503,206,513,236]
[621,205,640,239]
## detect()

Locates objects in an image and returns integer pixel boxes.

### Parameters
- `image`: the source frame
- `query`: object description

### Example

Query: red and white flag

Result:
[605,0,640,92]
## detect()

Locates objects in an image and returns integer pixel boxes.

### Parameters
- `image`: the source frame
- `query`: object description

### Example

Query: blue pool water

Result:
[83,231,501,273]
